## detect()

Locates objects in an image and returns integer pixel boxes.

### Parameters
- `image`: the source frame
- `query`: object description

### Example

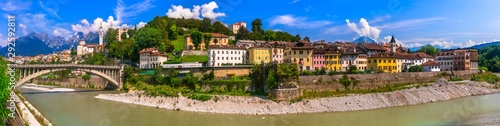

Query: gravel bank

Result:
[95,80,500,115]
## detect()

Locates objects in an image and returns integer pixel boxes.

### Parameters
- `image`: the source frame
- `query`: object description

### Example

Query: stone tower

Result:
[390,35,396,53]
[99,22,103,46]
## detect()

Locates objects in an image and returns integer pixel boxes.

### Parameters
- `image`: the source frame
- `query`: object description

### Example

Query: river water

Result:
[18,85,500,126]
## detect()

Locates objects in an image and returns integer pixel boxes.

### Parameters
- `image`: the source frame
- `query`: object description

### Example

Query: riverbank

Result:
[95,80,500,115]
[14,89,53,126]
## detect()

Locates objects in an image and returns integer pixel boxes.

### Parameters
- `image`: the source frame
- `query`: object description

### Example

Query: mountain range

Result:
[1,31,100,56]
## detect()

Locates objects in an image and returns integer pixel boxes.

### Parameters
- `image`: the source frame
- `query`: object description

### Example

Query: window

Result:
[368,60,371,63]
[294,51,296,54]
[307,51,309,54]
[299,51,303,54]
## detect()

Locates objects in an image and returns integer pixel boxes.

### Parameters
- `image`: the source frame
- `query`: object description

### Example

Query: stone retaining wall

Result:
[299,70,479,92]
[32,77,111,89]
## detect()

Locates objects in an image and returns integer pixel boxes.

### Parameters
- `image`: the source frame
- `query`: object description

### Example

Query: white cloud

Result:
[270,15,332,28]
[38,1,62,19]
[17,13,72,39]
[292,0,300,3]
[53,28,72,38]
[166,1,225,20]
[1,1,30,11]
[430,41,463,49]
[115,0,155,24]
[346,18,381,41]
[465,39,477,47]
[137,22,147,28]
[323,25,352,35]
[200,1,226,20]
[0,33,7,47]
[71,16,121,34]
[19,23,28,35]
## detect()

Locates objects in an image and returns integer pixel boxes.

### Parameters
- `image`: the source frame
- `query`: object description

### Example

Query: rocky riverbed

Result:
[95,80,500,115]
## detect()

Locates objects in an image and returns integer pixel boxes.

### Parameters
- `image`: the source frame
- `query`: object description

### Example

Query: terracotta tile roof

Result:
[186,33,229,38]
[421,61,440,66]
[287,42,315,50]
[313,48,325,54]
[368,52,407,59]
[150,52,168,56]
[411,52,434,58]
[139,48,157,53]
[208,45,247,50]
[361,43,387,51]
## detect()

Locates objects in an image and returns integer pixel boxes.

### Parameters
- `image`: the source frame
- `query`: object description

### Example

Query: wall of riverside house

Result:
[299,70,479,92]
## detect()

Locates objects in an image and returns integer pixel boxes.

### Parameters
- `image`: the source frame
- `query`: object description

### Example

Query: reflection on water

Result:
[18,86,500,126]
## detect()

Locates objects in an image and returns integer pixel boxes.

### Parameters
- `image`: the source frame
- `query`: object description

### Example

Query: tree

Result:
[319,67,327,75]
[85,53,106,65]
[303,36,310,42]
[340,74,351,90]
[203,33,212,49]
[168,24,178,40]
[70,47,76,56]
[418,44,440,56]
[294,34,301,42]
[264,30,276,41]
[151,66,163,85]
[212,21,232,35]
[82,74,91,82]
[349,65,361,74]
[235,26,250,40]
[277,64,300,82]
[314,67,320,75]
[303,70,313,76]
[266,70,278,89]
[200,18,213,32]
[191,31,203,50]
[202,69,215,80]
[0,56,11,124]
[251,18,263,34]
[408,65,423,72]
[214,39,219,45]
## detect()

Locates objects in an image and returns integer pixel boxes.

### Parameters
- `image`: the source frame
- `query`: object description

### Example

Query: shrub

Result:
[450,77,462,82]
[188,94,212,101]
[303,70,313,76]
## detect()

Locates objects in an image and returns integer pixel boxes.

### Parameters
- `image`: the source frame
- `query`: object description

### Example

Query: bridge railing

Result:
[9,64,121,69]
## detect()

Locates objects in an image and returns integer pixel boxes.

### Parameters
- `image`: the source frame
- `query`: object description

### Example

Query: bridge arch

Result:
[16,68,121,89]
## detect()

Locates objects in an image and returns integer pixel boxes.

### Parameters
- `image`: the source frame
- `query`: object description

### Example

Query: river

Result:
[18,84,500,126]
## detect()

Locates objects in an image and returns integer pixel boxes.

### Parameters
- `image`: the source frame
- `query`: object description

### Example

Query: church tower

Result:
[99,22,104,46]
[389,35,396,54]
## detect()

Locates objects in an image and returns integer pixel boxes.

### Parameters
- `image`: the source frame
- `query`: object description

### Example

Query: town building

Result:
[139,48,168,69]
[324,45,342,72]
[340,46,367,71]
[284,41,315,71]
[357,43,387,57]
[312,48,325,71]
[230,22,246,34]
[76,40,100,56]
[185,33,229,50]
[207,45,247,67]
[422,61,441,72]
[435,49,478,71]
[248,45,271,64]
[116,27,128,42]
[265,42,287,64]
[236,40,266,49]
[367,52,405,73]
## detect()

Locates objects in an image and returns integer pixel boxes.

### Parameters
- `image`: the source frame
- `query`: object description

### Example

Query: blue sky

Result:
[1,0,499,48]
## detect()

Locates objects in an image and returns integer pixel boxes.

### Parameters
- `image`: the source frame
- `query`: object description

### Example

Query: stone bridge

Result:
[9,64,124,89]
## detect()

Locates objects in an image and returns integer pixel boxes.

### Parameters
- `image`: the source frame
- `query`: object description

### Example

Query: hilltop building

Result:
[139,48,168,69]
[230,22,246,34]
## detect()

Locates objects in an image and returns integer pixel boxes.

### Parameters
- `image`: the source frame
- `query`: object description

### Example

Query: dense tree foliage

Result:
[266,70,278,89]
[200,18,213,32]
[190,31,203,50]
[203,33,212,50]
[418,44,441,56]
[408,65,423,72]
[0,56,10,124]
[478,45,500,72]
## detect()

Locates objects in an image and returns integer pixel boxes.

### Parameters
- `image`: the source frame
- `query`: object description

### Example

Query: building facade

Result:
[139,48,169,69]
[207,45,246,67]
[312,48,325,71]
[284,42,314,71]
[185,33,229,50]
[248,46,271,64]
[230,22,246,34]
[422,61,441,72]
[367,53,405,73]
[324,46,342,72]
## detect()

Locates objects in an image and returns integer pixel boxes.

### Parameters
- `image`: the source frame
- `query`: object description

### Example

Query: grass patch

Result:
[471,72,500,84]
[181,55,208,63]
[172,35,185,52]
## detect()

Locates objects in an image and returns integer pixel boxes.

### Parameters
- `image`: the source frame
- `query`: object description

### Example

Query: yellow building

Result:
[185,33,229,50]
[367,53,405,73]
[248,46,271,64]
[284,42,315,71]
[324,46,342,72]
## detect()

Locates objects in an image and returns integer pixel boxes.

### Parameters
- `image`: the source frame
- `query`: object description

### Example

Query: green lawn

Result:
[172,35,185,52]
[181,55,208,63]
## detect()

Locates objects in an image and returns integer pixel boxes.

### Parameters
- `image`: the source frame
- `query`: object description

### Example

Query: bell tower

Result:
[99,22,103,46]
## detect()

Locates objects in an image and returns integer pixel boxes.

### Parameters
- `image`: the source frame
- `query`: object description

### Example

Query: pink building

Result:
[312,48,326,71]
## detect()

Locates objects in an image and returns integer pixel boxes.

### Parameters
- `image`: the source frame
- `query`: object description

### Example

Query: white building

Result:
[422,61,441,72]
[76,40,99,56]
[435,52,454,71]
[139,48,169,69]
[230,22,246,34]
[208,45,247,67]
